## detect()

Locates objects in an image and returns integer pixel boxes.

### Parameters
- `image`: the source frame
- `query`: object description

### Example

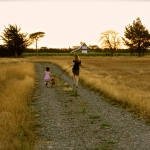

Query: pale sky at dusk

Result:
[0,0,150,48]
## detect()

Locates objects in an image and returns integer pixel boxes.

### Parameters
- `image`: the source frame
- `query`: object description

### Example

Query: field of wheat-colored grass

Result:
[0,56,149,149]
[26,56,150,119]
[0,58,36,150]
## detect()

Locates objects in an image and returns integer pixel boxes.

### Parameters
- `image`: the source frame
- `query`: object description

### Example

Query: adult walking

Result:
[70,54,82,88]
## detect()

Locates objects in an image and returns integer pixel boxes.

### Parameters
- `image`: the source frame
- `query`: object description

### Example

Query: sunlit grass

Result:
[26,56,150,119]
[0,58,36,150]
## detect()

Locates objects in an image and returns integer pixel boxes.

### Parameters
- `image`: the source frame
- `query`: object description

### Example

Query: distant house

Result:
[70,43,88,53]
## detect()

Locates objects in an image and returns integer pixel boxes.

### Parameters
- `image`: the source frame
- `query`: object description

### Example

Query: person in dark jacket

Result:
[70,54,82,88]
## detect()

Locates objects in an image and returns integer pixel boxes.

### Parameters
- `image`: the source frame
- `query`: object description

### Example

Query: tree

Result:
[0,24,30,57]
[29,32,45,55]
[0,45,7,57]
[122,17,150,56]
[98,30,122,56]
[80,41,85,45]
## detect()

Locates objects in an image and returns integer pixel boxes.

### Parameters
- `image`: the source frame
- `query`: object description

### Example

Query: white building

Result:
[70,43,88,53]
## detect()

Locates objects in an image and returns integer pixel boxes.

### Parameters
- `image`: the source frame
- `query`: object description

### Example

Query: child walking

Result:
[42,66,51,87]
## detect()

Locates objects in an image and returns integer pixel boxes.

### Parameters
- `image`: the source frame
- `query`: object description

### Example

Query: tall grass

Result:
[0,58,36,150]
[26,56,150,119]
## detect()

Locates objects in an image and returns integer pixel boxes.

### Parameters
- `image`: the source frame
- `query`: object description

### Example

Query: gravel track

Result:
[32,63,150,150]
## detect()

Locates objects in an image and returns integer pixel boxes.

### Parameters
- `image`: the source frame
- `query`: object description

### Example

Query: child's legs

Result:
[47,81,49,87]
[45,79,49,87]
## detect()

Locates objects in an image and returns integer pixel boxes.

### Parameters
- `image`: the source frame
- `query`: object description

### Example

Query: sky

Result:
[0,0,150,48]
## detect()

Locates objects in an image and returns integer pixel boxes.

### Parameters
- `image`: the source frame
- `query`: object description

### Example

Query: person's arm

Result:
[80,61,82,66]
[70,64,74,67]
[70,61,75,67]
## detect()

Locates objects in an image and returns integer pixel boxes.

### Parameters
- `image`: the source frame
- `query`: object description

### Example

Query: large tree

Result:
[0,24,30,57]
[29,32,45,55]
[98,30,122,56]
[123,17,150,56]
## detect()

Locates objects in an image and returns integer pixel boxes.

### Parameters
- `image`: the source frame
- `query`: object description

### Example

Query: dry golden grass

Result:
[26,56,150,119]
[0,58,36,150]
[1,56,149,149]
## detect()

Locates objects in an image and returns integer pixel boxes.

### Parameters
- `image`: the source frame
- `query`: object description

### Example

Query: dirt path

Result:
[32,63,150,150]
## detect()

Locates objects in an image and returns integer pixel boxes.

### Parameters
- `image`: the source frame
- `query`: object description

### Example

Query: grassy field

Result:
[0,56,150,149]
[26,56,150,120]
[0,58,36,150]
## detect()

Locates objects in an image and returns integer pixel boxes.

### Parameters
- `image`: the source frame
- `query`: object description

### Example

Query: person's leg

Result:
[75,75,79,87]
[73,75,76,86]
[45,81,48,87]
[72,70,75,86]
[47,81,49,87]
[73,70,79,87]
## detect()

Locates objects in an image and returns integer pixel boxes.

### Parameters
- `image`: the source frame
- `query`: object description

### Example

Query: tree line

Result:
[0,17,150,57]
[0,24,45,57]
[99,18,150,56]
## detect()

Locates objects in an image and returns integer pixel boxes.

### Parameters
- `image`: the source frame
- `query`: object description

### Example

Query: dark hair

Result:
[46,66,50,71]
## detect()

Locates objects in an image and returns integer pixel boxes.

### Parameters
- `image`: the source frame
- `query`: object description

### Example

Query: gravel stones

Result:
[33,63,150,150]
